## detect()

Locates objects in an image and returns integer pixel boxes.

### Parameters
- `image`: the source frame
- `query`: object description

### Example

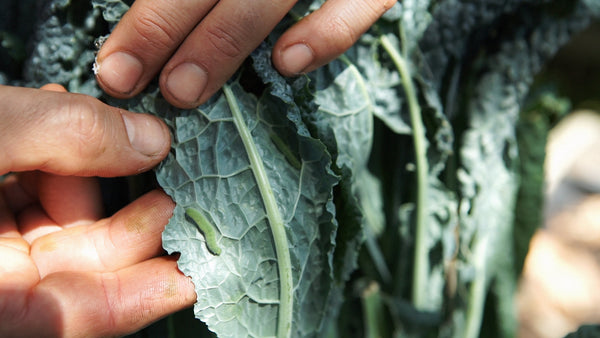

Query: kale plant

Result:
[2,0,599,337]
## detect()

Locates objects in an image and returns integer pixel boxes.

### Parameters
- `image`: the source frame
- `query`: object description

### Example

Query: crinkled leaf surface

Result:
[123,78,339,337]
[440,2,597,336]
[6,0,102,95]
[5,0,600,337]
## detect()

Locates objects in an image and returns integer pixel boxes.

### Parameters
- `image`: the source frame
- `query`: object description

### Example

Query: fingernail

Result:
[122,113,168,157]
[96,52,143,95]
[165,63,207,106]
[280,43,314,75]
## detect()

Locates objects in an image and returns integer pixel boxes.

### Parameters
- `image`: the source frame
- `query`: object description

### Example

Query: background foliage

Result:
[1,0,600,337]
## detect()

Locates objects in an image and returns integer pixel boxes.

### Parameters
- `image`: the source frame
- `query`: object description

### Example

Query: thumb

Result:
[0,85,170,177]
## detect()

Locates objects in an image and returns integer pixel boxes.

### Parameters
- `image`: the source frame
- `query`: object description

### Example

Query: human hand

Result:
[94,0,396,109]
[0,84,195,337]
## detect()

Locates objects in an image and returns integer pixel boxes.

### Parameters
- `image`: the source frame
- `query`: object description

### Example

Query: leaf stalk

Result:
[224,85,294,338]
[380,36,430,310]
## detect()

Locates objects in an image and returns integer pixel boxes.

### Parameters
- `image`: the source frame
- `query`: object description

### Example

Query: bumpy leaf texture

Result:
[3,0,600,337]
[115,70,341,337]
[158,81,339,337]
[423,2,599,336]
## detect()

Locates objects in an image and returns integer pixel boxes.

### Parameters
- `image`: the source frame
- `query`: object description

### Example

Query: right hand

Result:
[94,0,397,109]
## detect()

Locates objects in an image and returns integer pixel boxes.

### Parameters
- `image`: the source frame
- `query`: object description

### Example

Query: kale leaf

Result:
[3,0,599,337]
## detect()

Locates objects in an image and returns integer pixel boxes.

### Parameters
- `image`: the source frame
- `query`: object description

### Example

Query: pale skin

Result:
[0,84,196,337]
[95,0,398,109]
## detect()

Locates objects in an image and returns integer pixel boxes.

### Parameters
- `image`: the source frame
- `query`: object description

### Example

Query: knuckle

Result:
[359,0,397,16]
[61,96,108,159]
[325,15,358,51]
[131,7,184,52]
[204,22,244,59]
[96,221,118,270]
[99,272,120,329]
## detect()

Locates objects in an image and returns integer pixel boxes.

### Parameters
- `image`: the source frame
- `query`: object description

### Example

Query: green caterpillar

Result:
[269,132,301,170]
[184,207,222,256]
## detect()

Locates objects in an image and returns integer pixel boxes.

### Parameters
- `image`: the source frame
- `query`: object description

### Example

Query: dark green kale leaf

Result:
[4,0,600,337]
[565,325,600,338]
[442,2,596,337]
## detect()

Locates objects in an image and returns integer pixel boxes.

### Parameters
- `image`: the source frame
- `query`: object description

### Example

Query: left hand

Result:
[0,84,196,337]
[0,178,192,337]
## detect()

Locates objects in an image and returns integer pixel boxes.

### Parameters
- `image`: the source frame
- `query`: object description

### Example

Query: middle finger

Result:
[158,0,298,108]
[96,0,218,98]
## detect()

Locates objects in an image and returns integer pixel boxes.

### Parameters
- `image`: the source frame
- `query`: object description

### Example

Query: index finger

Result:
[95,0,216,99]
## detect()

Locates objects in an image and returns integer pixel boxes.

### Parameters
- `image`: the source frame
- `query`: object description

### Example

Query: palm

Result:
[0,172,194,337]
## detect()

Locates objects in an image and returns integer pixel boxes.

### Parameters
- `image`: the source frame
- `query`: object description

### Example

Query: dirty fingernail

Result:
[280,43,314,75]
[122,113,168,157]
[96,52,143,95]
[165,63,207,106]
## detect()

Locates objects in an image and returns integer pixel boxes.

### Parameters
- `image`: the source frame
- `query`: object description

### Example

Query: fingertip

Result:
[272,20,337,77]
[40,83,68,92]
[273,0,396,77]
[95,51,145,98]
[274,42,315,76]
[160,62,208,109]
[121,111,171,160]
